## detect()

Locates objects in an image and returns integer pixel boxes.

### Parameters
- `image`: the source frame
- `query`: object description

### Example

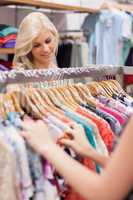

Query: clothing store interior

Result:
[0,0,133,200]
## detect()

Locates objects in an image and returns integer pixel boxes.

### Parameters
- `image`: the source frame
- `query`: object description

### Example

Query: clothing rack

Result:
[59,30,89,39]
[0,65,123,90]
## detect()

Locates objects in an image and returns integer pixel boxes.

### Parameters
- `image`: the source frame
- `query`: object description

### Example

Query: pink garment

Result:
[98,103,126,125]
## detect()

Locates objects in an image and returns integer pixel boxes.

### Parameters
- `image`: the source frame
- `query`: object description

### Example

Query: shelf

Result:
[0,48,15,54]
[0,0,98,13]
[0,0,132,13]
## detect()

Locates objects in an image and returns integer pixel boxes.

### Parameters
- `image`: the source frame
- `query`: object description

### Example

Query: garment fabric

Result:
[57,43,73,68]
[76,106,114,153]
[70,42,89,67]
[0,135,20,200]
[0,24,18,37]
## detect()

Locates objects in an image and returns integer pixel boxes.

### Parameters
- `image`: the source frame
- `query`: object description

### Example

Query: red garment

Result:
[124,74,133,86]
[0,60,12,68]
[76,106,114,152]
[61,116,74,124]
[0,34,16,44]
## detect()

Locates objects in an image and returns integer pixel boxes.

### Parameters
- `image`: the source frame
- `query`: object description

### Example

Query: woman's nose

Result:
[42,44,49,52]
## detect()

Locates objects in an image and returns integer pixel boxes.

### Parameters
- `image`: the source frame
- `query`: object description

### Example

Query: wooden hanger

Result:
[46,88,67,108]
[0,94,6,119]
[100,80,118,96]
[54,86,77,109]
[109,80,133,100]
[76,83,93,97]
[55,85,77,109]
[86,81,107,97]
[99,81,113,97]
[108,80,126,96]
[3,93,16,117]
[67,85,85,105]
[20,89,42,119]
[37,88,65,115]
[47,86,74,109]
[34,88,68,119]
[9,92,25,116]
[28,88,48,117]
[73,83,97,106]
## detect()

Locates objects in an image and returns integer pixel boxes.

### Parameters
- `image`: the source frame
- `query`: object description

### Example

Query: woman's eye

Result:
[33,43,41,48]
[45,38,51,44]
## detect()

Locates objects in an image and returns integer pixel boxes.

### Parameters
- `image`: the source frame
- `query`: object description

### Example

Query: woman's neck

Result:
[33,61,55,69]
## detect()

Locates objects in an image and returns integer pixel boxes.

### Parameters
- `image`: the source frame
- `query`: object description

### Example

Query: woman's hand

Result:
[20,119,54,155]
[60,123,109,167]
[20,119,93,158]
[60,122,94,158]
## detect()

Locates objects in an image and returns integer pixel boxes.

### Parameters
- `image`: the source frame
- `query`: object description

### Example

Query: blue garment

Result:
[82,13,100,41]
[64,109,100,173]
[82,13,99,64]
[64,110,96,147]
[95,10,124,65]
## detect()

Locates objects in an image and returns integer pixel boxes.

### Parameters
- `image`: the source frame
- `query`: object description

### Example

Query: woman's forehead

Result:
[34,30,54,43]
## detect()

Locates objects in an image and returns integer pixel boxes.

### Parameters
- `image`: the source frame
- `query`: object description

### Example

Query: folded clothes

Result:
[0,24,18,37]
[0,34,16,44]
[0,64,10,71]
[3,39,16,48]
[0,60,13,68]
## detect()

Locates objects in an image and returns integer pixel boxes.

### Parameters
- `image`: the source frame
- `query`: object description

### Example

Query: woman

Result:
[13,12,59,69]
[21,117,133,200]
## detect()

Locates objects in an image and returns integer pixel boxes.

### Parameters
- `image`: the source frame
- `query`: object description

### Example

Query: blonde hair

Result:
[13,12,59,69]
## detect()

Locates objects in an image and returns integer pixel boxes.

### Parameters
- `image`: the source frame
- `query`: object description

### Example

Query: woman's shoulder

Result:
[13,63,29,70]
[50,63,58,68]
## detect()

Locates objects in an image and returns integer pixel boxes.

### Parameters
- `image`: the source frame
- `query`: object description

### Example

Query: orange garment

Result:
[76,106,115,152]
[61,115,74,124]
[64,158,96,200]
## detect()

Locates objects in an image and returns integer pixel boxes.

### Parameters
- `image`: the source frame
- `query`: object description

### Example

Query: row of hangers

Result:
[0,79,130,120]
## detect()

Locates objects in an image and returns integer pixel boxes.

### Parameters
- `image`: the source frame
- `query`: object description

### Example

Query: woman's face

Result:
[31,30,56,68]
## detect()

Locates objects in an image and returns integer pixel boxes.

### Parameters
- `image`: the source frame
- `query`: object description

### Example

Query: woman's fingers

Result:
[59,138,75,148]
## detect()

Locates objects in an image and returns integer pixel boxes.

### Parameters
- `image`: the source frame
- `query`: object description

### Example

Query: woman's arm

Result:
[60,123,109,168]
[21,117,133,200]
[83,147,109,168]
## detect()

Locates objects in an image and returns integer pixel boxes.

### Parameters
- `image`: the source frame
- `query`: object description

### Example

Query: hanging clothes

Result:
[0,135,20,200]
[125,47,133,66]
[57,41,73,68]
[57,37,89,68]
[82,10,133,65]
[0,68,132,200]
